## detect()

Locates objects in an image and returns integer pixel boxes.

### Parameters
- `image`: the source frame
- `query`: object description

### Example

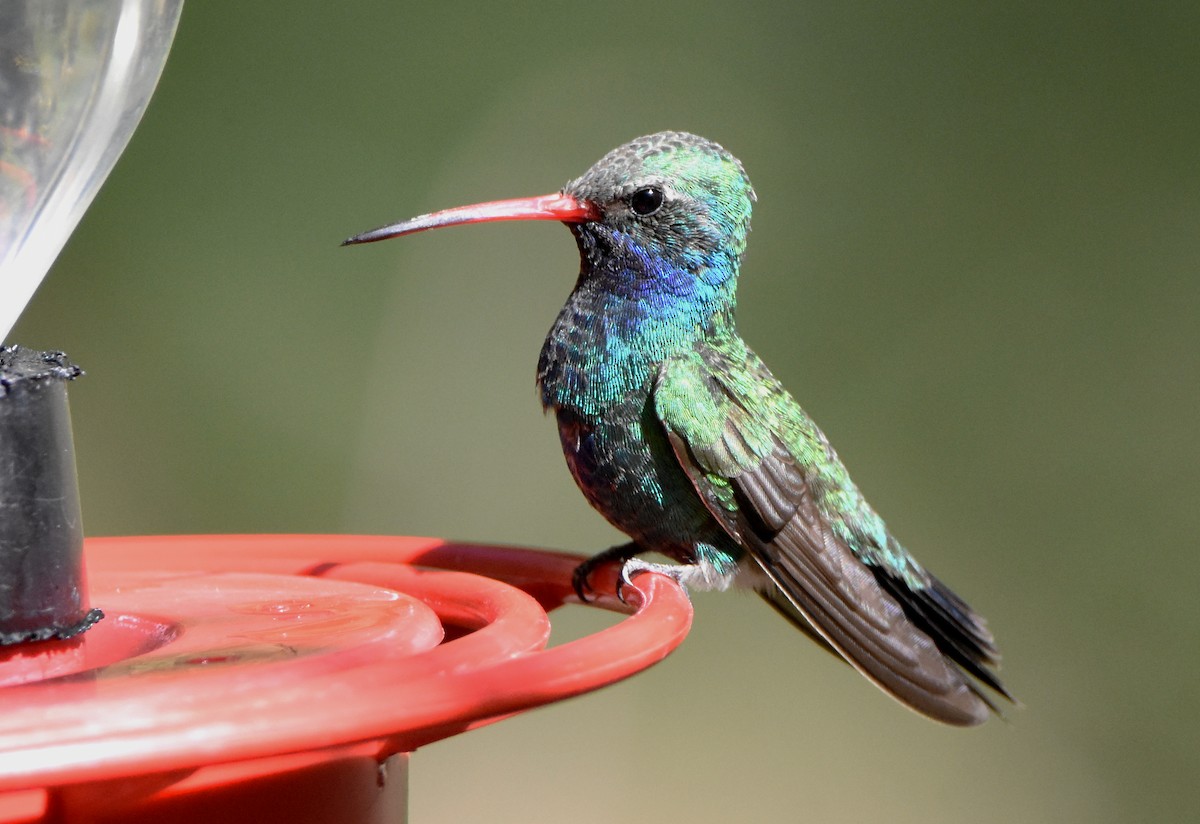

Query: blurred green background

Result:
[11,1,1199,821]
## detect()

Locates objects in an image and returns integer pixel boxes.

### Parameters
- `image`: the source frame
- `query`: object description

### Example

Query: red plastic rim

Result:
[0,535,692,791]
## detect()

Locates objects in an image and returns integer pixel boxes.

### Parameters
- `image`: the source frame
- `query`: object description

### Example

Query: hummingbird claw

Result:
[571,563,597,603]
[615,567,632,605]
[571,542,644,603]
[615,561,644,605]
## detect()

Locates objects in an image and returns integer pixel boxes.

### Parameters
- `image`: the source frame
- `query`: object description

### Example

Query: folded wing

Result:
[654,345,1010,725]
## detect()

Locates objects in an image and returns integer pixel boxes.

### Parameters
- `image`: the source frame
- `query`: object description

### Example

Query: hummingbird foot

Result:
[616,556,736,604]
[572,541,643,602]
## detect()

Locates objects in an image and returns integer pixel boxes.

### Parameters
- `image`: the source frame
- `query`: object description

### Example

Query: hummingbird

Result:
[344,131,1011,725]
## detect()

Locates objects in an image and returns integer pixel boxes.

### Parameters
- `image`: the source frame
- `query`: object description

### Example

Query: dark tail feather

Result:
[873,568,1015,705]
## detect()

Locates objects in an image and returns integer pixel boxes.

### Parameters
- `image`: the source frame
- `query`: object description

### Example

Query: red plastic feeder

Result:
[0,535,692,823]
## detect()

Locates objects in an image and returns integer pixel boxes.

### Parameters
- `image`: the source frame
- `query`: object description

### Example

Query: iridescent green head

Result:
[563,132,756,290]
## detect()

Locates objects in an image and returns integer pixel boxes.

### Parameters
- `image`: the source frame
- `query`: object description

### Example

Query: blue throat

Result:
[537,223,737,414]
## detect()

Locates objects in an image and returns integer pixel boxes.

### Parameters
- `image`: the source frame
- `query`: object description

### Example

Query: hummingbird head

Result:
[344,131,755,320]
[563,132,755,293]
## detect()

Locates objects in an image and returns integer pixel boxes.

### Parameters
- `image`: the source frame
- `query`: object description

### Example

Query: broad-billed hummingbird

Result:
[345,132,1010,725]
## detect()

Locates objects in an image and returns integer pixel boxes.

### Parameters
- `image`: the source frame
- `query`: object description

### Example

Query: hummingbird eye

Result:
[629,186,665,216]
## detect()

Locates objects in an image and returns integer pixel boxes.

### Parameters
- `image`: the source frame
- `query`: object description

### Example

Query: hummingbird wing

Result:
[654,342,1008,726]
